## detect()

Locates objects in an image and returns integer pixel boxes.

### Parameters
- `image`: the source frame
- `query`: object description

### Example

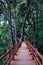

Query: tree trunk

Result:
[8,3,14,45]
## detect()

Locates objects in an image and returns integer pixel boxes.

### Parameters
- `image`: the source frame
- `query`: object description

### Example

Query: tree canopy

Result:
[0,0,43,64]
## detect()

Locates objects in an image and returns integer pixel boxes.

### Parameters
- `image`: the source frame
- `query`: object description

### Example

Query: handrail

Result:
[0,41,20,65]
[24,39,43,65]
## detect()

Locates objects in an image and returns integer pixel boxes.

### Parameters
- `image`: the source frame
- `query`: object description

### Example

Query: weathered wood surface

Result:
[11,42,35,65]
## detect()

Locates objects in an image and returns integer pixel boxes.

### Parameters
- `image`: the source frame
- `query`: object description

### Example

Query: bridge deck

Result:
[11,42,35,65]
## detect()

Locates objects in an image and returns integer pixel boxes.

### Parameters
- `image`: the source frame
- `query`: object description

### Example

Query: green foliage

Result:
[0,22,11,64]
[0,0,43,62]
[0,23,10,50]
[0,47,4,56]
[0,47,6,65]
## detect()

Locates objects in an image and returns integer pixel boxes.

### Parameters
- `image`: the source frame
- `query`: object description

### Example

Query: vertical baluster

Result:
[42,55,43,65]
[35,49,38,65]
[17,43,18,52]
[12,46,14,60]
[16,44,18,52]
[32,49,34,60]
[7,49,10,65]
[35,53,38,65]
[36,48,38,65]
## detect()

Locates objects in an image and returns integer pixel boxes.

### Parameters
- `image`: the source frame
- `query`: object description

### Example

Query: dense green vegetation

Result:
[0,0,43,64]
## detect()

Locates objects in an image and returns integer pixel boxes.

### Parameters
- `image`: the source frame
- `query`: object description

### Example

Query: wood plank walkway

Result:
[11,42,35,65]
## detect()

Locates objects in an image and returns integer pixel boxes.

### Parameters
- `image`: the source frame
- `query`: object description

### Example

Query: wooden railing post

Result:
[7,49,10,65]
[36,48,38,51]
[35,48,38,65]
[12,49,15,60]
[12,45,15,60]
[42,55,43,65]
[32,49,34,60]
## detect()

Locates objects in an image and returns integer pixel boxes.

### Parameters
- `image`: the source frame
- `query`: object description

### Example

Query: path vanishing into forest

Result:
[11,42,35,65]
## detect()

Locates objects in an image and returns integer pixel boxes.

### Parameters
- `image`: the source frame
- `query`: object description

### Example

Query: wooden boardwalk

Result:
[10,42,35,65]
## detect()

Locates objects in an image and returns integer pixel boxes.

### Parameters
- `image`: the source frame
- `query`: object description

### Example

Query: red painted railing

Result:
[25,39,43,65]
[0,39,43,65]
[0,41,20,65]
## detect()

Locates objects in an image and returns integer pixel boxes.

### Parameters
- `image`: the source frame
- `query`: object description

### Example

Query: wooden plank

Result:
[10,42,35,65]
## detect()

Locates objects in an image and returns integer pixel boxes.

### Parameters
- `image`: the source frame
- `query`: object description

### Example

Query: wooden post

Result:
[32,49,34,60]
[12,46,14,60]
[42,55,43,65]
[7,49,10,65]
[36,48,38,51]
